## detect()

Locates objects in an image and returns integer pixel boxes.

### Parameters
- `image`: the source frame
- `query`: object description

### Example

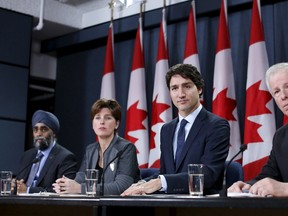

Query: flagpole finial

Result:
[140,0,146,17]
[109,0,115,21]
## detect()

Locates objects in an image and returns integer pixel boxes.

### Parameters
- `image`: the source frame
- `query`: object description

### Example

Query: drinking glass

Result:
[188,164,204,196]
[0,171,13,195]
[85,169,98,196]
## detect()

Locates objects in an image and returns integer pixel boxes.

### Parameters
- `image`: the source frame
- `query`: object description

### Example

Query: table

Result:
[101,195,288,216]
[1,194,288,216]
[0,194,99,216]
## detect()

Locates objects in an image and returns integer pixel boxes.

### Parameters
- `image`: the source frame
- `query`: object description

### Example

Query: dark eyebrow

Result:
[182,81,194,85]
[170,84,178,88]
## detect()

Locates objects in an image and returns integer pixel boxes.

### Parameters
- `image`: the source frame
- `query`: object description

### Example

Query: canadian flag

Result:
[100,21,115,99]
[243,0,276,181]
[283,115,288,125]
[125,15,149,168]
[212,0,241,161]
[183,0,200,71]
[183,0,203,104]
[148,7,173,168]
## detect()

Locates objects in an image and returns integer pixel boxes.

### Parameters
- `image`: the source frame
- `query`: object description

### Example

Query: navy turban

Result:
[32,110,60,134]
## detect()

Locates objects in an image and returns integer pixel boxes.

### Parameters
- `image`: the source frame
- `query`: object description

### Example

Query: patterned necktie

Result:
[26,152,44,187]
[175,119,188,167]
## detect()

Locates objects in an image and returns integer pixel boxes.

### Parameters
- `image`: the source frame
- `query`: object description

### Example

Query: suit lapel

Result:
[104,136,118,167]
[23,150,38,181]
[89,144,99,169]
[166,118,178,172]
[175,108,207,171]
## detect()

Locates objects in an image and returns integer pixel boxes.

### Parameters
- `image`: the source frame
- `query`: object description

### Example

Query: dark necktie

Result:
[175,119,188,167]
[26,152,44,187]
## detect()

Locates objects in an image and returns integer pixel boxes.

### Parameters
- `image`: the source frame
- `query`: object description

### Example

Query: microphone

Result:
[100,146,128,196]
[13,157,41,194]
[219,144,247,197]
[16,157,41,179]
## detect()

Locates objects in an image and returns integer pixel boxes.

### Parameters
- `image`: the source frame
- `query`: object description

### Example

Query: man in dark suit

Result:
[121,64,230,196]
[228,62,288,197]
[16,110,77,193]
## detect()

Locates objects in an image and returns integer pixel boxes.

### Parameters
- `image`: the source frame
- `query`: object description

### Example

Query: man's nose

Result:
[281,90,288,100]
[178,88,185,96]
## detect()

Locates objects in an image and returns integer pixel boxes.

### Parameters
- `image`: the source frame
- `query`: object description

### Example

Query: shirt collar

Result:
[178,104,202,124]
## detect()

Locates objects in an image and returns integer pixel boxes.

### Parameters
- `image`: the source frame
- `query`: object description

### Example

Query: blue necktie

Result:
[26,152,44,187]
[175,119,188,167]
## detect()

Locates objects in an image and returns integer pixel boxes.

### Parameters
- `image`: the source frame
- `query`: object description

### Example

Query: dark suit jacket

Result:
[249,124,288,184]
[17,143,77,193]
[75,135,140,195]
[152,107,230,195]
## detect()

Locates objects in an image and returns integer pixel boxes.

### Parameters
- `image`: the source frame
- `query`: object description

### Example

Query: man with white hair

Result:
[16,110,77,193]
[228,63,288,197]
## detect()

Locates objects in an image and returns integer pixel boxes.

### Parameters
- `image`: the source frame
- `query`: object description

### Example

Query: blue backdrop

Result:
[41,0,288,165]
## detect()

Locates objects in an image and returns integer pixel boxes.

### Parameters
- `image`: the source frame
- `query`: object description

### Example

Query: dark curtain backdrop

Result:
[50,0,288,165]
[0,8,32,173]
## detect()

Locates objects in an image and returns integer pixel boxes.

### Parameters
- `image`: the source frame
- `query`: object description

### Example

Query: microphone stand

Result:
[14,157,41,195]
[219,144,247,197]
[100,146,128,196]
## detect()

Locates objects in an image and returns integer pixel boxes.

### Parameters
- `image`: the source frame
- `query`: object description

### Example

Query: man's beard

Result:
[34,136,54,151]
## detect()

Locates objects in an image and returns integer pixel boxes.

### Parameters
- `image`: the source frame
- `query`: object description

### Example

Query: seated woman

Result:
[53,98,140,195]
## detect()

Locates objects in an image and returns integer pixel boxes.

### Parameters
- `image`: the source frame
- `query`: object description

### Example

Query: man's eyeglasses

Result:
[33,126,49,133]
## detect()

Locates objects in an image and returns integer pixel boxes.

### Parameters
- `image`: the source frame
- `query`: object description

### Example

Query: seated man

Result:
[121,64,230,196]
[16,110,77,193]
[228,63,288,197]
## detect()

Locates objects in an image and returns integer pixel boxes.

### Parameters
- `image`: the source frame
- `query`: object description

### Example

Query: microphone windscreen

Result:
[240,144,247,152]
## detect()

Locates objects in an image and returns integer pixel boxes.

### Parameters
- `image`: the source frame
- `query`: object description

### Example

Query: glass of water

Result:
[85,169,98,196]
[188,164,204,197]
[1,171,13,195]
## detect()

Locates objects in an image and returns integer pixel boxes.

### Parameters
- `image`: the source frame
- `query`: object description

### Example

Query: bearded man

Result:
[16,110,77,193]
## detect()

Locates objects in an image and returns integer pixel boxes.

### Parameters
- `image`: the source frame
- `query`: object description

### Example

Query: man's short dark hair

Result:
[165,64,204,96]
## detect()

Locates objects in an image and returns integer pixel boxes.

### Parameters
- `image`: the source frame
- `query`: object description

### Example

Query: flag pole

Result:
[108,0,115,22]
[140,1,143,18]
[192,0,196,28]
[100,0,116,100]
[140,0,146,18]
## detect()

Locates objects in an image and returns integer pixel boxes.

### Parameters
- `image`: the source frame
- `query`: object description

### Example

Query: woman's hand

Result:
[53,176,81,194]
[228,181,251,193]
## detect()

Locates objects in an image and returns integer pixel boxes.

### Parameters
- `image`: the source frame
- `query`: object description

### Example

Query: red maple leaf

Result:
[213,88,237,121]
[125,101,148,152]
[149,95,170,149]
[244,81,273,144]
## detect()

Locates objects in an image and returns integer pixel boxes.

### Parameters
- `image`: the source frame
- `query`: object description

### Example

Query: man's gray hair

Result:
[265,62,288,93]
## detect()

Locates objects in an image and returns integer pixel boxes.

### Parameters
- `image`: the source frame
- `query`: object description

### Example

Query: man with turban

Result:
[16,110,77,194]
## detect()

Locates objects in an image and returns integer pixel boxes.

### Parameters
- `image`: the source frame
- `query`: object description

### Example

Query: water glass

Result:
[1,171,13,195]
[188,164,204,196]
[85,169,98,196]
